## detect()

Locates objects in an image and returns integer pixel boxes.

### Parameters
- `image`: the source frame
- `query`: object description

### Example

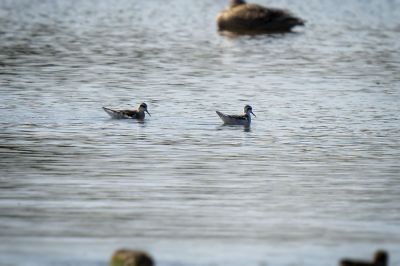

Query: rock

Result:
[110,249,154,266]
[217,0,304,35]
[340,250,388,266]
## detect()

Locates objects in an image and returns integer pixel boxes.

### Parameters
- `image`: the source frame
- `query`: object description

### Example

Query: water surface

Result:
[1,0,400,265]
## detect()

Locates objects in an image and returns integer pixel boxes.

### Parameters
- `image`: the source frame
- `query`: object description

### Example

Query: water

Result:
[1,0,400,265]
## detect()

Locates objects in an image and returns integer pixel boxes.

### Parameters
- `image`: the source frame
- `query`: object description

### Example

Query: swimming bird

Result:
[103,102,151,120]
[216,105,256,126]
[217,0,304,35]
[340,250,388,266]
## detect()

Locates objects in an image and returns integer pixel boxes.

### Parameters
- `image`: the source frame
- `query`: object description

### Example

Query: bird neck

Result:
[245,112,252,121]
[137,109,146,119]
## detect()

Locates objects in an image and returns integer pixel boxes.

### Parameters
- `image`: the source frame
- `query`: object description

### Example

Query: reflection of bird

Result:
[340,250,388,266]
[217,0,304,34]
[103,102,151,120]
[216,105,256,126]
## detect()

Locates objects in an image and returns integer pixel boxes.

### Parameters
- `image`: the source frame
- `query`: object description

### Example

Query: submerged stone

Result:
[110,249,154,266]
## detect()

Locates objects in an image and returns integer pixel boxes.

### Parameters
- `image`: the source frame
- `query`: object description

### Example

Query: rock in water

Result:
[110,249,154,266]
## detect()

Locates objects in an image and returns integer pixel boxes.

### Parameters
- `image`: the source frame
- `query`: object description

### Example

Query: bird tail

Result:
[216,111,229,123]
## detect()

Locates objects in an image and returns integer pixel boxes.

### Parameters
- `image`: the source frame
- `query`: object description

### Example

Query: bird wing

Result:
[216,111,248,124]
[119,110,138,118]
[226,114,247,120]
[103,107,137,119]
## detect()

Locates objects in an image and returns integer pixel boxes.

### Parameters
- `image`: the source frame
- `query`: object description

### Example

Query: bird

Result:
[103,102,151,120]
[217,0,304,35]
[340,250,388,266]
[216,105,256,126]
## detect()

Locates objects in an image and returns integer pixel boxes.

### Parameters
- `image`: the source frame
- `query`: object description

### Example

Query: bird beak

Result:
[251,111,256,117]
[146,109,151,116]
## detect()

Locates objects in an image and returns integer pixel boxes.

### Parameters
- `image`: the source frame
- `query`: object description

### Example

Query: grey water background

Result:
[1,0,400,265]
